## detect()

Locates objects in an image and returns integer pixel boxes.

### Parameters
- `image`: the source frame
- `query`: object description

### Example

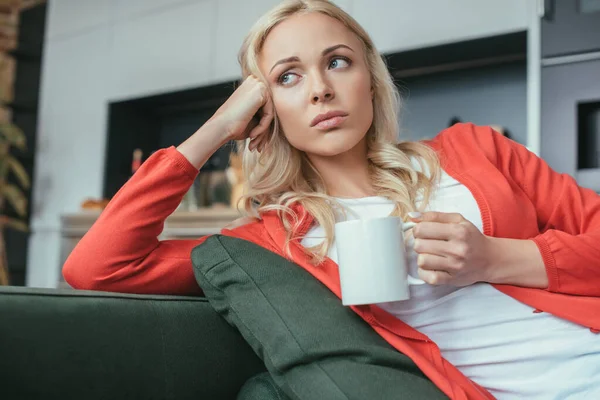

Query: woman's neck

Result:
[307,139,374,198]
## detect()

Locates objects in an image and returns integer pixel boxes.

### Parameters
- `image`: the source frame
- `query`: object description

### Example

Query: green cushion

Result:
[191,235,447,400]
[237,372,290,400]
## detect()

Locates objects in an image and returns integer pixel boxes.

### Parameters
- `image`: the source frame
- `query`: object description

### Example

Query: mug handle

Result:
[400,220,426,286]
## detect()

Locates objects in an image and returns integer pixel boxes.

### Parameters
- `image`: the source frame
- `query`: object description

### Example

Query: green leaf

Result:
[2,184,27,217]
[2,217,28,232]
[0,123,27,151]
[6,155,30,189]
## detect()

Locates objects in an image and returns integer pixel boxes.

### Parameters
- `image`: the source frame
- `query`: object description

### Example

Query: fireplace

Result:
[104,81,237,200]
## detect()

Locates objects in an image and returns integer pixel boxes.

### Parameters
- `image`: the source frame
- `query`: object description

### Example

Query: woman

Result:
[63,1,600,398]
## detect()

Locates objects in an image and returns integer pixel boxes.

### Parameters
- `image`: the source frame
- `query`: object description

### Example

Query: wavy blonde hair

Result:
[237,0,440,264]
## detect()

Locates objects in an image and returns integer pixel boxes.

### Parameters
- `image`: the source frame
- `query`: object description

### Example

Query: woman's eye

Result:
[279,72,299,86]
[329,57,350,69]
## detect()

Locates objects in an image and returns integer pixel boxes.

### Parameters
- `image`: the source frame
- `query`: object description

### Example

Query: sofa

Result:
[0,285,267,400]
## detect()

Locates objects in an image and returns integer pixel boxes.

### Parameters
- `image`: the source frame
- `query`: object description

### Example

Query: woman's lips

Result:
[313,115,347,130]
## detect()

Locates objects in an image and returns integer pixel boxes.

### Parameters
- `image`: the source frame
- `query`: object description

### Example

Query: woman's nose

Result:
[310,74,334,104]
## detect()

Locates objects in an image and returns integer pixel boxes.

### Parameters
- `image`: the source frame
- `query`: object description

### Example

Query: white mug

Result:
[334,216,425,306]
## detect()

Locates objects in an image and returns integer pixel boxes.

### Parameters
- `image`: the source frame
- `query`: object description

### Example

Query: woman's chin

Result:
[304,135,366,158]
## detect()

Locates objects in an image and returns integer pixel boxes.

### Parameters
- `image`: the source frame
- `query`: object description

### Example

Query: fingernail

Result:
[408,211,422,219]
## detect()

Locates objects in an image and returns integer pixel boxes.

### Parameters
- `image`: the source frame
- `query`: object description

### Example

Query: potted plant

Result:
[0,120,28,285]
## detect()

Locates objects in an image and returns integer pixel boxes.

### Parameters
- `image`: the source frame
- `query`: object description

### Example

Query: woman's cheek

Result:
[274,91,305,127]
[350,72,372,99]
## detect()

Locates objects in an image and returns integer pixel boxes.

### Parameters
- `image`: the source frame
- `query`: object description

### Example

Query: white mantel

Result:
[56,208,240,288]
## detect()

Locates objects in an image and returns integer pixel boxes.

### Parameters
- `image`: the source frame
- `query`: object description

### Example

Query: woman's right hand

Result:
[210,76,274,152]
[177,76,274,169]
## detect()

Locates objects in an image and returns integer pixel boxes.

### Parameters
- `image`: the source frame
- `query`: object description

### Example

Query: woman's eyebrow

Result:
[270,56,300,74]
[322,44,353,56]
[269,44,354,74]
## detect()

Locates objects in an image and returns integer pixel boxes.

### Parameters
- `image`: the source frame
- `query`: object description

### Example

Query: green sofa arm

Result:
[0,286,266,400]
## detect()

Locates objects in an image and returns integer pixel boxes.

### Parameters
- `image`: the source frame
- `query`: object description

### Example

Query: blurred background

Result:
[0,0,598,288]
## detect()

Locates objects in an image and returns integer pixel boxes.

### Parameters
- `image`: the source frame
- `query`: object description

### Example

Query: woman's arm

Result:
[490,129,600,296]
[63,119,231,295]
[414,125,599,293]
[410,211,549,289]
[63,77,273,295]
[484,237,548,288]
[62,145,207,295]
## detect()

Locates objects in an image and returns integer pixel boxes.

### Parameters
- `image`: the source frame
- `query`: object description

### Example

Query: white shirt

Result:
[301,167,600,399]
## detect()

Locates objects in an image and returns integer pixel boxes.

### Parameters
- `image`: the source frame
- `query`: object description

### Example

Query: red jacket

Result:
[63,123,600,399]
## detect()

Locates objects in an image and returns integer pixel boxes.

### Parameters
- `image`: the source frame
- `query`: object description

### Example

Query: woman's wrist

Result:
[484,237,549,289]
[177,118,231,169]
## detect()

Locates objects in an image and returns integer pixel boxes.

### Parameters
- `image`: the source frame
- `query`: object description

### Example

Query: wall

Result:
[27,0,529,287]
[399,62,527,145]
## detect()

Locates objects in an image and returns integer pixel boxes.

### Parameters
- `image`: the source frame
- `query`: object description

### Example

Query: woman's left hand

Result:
[409,211,494,286]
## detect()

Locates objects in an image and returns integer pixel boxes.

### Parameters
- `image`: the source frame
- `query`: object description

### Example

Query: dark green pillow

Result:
[237,372,290,400]
[191,235,447,400]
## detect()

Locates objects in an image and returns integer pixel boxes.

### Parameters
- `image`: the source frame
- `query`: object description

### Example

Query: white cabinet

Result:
[351,0,528,54]
[46,0,115,40]
[113,0,195,20]
[110,1,216,101]
[212,0,281,82]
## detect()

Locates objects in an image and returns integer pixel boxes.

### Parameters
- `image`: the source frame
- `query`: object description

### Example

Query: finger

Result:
[247,115,263,139]
[413,238,453,257]
[414,240,467,272]
[254,133,270,153]
[412,221,456,240]
[244,116,260,139]
[416,253,452,273]
[261,92,274,124]
[251,131,267,152]
[254,138,266,152]
[249,94,274,139]
[248,117,265,139]
[257,125,274,153]
[417,267,451,286]
[416,211,464,224]
[248,136,260,151]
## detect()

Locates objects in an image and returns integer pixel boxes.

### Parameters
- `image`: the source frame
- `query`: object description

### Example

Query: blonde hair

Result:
[237,0,440,264]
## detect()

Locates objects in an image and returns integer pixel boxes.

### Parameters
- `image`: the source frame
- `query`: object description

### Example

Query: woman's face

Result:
[259,12,374,158]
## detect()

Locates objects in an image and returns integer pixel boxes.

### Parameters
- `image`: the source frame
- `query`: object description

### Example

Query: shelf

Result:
[385,31,526,79]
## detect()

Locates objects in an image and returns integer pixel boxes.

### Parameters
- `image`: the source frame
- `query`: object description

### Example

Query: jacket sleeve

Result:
[490,129,600,296]
[62,146,207,295]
